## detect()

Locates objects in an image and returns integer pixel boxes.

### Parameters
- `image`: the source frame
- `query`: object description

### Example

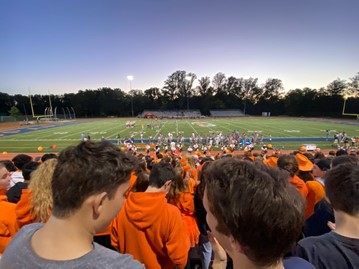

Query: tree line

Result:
[1,71,359,119]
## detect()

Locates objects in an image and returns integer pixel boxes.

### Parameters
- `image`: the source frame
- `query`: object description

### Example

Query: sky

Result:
[1,0,358,96]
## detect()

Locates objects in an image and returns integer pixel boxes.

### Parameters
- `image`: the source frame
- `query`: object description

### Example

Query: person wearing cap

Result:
[312,158,331,186]
[277,154,308,198]
[263,156,278,168]
[295,153,325,219]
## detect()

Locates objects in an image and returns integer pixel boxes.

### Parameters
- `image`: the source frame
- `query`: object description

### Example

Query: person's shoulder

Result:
[0,199,16,208]
[17,222,43,233]
[93,243,144,268]
[284,257,315,269]
[166,202,181,215]
[298,232,334,248]
[9,223,43,241]
[1,223,43,263]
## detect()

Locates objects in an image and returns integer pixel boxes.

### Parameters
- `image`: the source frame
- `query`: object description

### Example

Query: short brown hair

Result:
[277,154,298,177]
[204,158,305,267]
[325,163,359,215]
[52,141,137,218]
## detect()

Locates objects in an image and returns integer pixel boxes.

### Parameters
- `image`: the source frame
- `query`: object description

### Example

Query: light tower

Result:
[127,75,134,117]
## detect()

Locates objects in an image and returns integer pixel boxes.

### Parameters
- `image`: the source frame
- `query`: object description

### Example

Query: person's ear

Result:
[230,236,245,254]
[163,180,172,193]
[92,192,108,219]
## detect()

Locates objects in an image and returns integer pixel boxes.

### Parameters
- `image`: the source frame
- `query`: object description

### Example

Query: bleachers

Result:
[140,110,202,119]
[209,109,245,117]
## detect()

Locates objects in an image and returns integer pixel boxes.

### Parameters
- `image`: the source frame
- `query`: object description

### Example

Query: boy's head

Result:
[0,160,17,172]
[41,153,57,162]
[0,162,11,190]
[148,161,175,189]
[325,163,359,216]
[22,161,40,181]
[203,158,305,267]
[51,141,137,220]
[312,158,331,178]
[277,154,298,177]
[12,154,33,170]
[331,155,359,168]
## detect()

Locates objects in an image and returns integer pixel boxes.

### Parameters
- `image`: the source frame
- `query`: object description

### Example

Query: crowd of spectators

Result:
[0,141,358,269]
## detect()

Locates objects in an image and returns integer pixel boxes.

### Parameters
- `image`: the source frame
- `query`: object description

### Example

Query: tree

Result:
[163,70,197,110]
[241,77,261,114]
[261,78,283,100]
[347,72,359,97]
[256,79,284,115]
[0,92,12,115]
[163,70,184,108]
[326,78,347,96]
[212,72,226,95]
[243,78,262,104]
[8,106,22,120]
[196,76,213,96]
[225,76,241,96]
[184,72,197,110]
[144,87,161,109]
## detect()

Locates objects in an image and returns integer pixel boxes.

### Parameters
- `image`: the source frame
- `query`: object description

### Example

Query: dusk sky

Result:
[1,0,358,96]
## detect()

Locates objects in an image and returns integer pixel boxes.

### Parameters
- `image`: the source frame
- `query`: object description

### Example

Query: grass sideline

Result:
[0,117,358,154]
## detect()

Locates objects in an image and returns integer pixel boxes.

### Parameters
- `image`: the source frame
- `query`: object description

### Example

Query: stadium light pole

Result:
[127,75,134,117]
[342,96,347,115]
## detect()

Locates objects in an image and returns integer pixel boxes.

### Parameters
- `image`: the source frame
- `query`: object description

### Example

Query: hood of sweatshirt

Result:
[124,192,168,229]
[10,172,24,188]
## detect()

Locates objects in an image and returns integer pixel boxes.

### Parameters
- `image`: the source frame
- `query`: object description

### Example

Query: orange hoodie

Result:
[0,197,19,253]
[305,180,325,219]
[289,175,309,198]
[174,192,200,247]
[15,189,35,228]
[111,192,190,269]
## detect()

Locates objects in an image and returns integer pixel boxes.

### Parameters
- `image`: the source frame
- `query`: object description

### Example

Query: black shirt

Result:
[6,182,28,203]
[296,232,359,269]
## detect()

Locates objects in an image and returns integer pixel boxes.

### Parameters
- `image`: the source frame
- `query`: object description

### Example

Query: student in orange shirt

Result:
[111,160,189,269]
[277,154,308,198]
[0,162,18,253]
[295,153,325,218]
[15,159,57,228]
[1,141,143,268]
[167,163,200,248]
[0,163,11,197]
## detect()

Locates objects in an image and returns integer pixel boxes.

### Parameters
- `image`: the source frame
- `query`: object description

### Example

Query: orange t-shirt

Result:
[0,197,19,253]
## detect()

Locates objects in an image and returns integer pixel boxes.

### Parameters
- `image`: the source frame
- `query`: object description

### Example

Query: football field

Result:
[0,117,358,153]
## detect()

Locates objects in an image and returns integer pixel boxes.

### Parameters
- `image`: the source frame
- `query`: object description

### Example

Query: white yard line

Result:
[153,120,167,139]
[187,120,199,135]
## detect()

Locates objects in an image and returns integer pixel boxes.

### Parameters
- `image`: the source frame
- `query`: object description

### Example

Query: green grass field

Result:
[0,117,358,153]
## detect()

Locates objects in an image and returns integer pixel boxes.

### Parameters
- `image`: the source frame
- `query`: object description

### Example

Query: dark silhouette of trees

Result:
[1,71,358,118]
